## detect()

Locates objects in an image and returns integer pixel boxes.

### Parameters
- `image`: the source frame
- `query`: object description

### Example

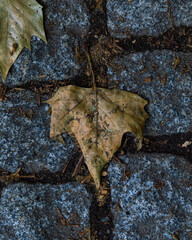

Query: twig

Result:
[85,51,96,91]
[67,224,80,227]
[113,155,122,163]
[79,228,89,238]
[67,213,77,223]
[62,160,70,174]
[72,154,84,177]
[57,207,67,226]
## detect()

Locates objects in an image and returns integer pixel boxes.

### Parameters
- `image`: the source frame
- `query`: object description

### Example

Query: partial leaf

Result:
[0,0,47,81]
[47,85,149,188]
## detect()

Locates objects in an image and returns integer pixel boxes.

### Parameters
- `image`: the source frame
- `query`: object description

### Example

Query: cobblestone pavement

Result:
[0,0,191,239]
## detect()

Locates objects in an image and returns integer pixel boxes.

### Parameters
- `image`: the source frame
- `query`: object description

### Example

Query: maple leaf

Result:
[46,85,149,188]
[0,0,47,81]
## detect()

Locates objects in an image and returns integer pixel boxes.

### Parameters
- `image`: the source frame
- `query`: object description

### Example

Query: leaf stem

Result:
[86,51,96,91]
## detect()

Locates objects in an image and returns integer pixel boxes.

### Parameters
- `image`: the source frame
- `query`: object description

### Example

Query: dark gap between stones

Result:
[116,26,192,53]
[0,150,81,186]
[1,74,90,94]
[82,2,114,237]
[1,131,190,187]
[119,131,192,163]
[142,131,192,162]
[87,181,114,240]
[84,0,108,44]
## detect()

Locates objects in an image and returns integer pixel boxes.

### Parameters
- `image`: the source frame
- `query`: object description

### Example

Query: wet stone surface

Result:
[107,0,192,38]
[0,183,91,240]
[0,0,90,87]
[108,153,192,240]
[108,50,192,136]
[0,90,77,173]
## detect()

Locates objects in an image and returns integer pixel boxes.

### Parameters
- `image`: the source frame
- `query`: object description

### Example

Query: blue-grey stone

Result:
[108,50,192,135]
[108,153,192,240]
[0,90,77,173]
[0,183,92,240]
[1,0,90,87]
[107,0,192,38]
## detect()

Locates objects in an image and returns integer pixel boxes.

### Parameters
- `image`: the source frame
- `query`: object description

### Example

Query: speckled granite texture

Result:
[107,0,192,38]
[108,153,192,240]
[0,183,92,240]
[108,50,192,135]
[0,0,191,239]
[0,90,77,173]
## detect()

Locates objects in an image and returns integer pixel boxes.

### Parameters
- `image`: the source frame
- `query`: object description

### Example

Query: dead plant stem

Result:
[86,51,96,91]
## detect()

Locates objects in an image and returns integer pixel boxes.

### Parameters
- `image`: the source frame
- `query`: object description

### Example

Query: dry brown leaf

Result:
[46,85,149,188]
[0,0,47,81]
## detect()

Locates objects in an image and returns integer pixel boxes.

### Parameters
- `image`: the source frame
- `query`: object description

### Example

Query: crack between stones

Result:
[1,26,191,92]
[1,131,191,186]
[116,26,192,54]
[118,131,192,163]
